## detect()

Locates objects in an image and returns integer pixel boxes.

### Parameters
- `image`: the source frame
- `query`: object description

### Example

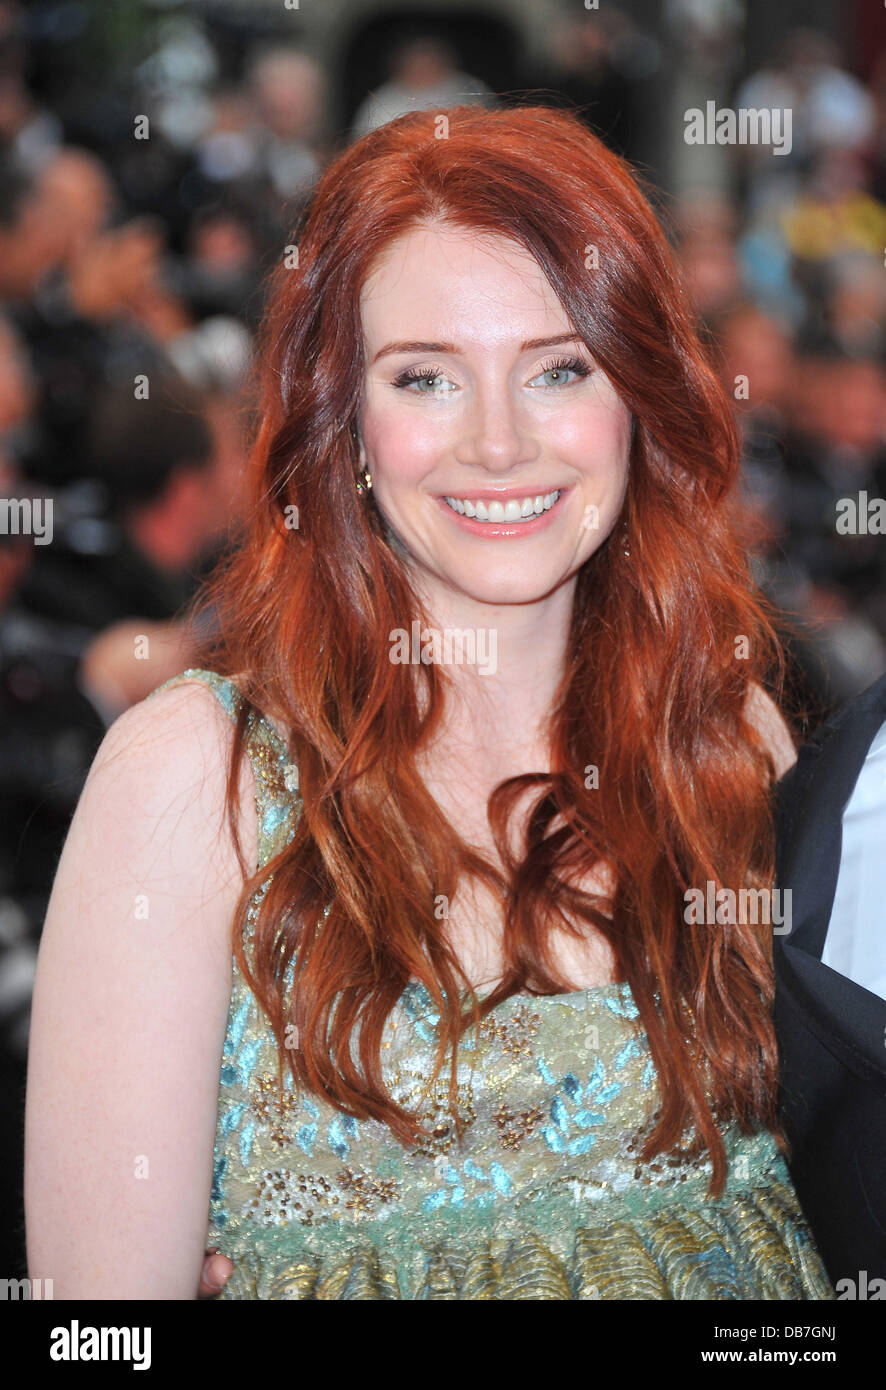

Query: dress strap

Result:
[146,667,300,871]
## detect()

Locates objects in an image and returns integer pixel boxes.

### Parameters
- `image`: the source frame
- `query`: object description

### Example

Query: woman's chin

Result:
[435,569,570,608]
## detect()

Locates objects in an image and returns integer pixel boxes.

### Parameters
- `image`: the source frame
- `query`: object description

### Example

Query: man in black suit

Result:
[774,670,886,1297]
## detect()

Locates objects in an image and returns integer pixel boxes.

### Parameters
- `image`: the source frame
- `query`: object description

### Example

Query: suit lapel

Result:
[775,671,886,1091]
[777,671,886,957]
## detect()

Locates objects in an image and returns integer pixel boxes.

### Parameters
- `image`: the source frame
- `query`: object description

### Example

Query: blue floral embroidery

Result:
[229,997,251,1051]
[615,1035,644,1070]
[296,1122,317,1156]
[220,1103,246,1137]
[420,1156,512,1212]
[328,1115,351,1158]
[542,1055,623,1156]
[239,1119,256,1167]
[210,1154,227,1204]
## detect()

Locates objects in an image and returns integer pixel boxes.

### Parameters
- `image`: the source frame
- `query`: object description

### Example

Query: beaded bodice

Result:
[148,668,833,1300]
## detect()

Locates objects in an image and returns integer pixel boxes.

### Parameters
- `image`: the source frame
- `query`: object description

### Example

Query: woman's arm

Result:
[24,680,257,1299]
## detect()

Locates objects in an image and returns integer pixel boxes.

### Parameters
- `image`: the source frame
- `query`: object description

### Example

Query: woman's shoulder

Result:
[146,666,291,750]
[145,665,246,720]
[133,667,298,864]
[82,667,261,872]
[99,667,244,776]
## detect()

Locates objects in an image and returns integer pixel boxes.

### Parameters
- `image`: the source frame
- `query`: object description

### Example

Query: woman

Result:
[24,105,833,1299]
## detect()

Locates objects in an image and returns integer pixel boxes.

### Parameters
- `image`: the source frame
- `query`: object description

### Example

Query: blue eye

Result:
[531,355,593,388]
[391,354,593,393]
[392,366,454,393]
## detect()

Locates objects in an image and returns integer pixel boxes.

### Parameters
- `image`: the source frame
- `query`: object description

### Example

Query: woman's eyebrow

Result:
[371,332,585,364]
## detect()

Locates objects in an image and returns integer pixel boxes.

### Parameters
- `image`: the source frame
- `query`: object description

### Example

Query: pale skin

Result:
[24,222,797,1298]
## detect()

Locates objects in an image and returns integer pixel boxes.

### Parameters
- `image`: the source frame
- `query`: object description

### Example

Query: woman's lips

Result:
[435,488,569,537]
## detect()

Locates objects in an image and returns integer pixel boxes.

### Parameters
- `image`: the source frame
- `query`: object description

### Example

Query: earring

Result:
[356,469,372,494]
[622,521,630,557]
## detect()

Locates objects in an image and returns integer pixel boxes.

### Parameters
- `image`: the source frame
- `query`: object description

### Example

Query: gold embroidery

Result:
[389,1068,477,1155]
[624,1128,704,1186]
[249,1074,300,1148]
[477,1001,541,1058]
[246,1168,341,1226]
[337,1167,401,1217]
[246,721,289,796]
[493,1101,546,1151]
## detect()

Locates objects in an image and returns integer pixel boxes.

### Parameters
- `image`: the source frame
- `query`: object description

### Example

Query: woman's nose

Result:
[453,389,538,473]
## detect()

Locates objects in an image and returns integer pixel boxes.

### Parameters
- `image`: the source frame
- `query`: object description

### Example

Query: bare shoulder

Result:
[88,677,258,864]
[98,675,237,768]
[743,681,798,780]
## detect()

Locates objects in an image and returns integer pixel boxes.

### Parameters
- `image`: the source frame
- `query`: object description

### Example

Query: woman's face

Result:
[358,222,632,609]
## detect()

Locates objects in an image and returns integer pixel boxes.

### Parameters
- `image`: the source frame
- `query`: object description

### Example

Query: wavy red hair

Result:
[191,104,788,1196]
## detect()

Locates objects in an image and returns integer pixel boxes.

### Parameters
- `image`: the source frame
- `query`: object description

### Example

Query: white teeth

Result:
[443,490,561,524]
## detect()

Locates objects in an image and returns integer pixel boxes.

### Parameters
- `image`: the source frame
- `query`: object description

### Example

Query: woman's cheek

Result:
[364,406,446,480]
[546,403,631,470]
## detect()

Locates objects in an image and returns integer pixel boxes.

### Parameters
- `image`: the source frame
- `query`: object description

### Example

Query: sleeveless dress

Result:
[148,668,834,1300]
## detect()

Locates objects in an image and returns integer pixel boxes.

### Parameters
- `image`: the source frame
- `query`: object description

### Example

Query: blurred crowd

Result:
[680,27,886,721]
[1,0,885,1277]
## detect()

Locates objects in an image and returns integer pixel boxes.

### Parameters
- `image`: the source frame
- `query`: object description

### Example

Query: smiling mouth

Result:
[442,490,562,524]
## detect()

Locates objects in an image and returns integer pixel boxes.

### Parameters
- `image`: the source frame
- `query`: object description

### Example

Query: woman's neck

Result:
[413,574,576,773]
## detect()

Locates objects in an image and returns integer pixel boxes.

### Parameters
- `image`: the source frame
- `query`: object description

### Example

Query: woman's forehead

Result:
[360,226,561,337]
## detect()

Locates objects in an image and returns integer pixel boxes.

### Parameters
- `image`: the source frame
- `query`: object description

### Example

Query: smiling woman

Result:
[356,222,632,589]
[25,104,832,1300]
[358,227,628,569]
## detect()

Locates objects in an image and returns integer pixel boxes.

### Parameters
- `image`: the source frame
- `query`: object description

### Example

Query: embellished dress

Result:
[149,669,834,1300]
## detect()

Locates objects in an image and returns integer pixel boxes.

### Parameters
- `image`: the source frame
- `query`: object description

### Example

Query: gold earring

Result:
[622,521,630,557]
[356,469,372,494]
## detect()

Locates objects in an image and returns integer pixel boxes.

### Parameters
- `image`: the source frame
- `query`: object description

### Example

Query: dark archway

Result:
[335,6,525,136]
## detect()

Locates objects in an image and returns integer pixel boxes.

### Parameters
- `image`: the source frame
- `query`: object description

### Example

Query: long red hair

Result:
[191,104,787,1196]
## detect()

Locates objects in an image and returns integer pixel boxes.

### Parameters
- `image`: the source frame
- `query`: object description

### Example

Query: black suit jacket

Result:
[774,671,886,1287]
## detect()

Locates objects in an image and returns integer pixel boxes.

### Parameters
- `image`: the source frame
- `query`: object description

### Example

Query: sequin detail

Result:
[146,669,835,1301]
